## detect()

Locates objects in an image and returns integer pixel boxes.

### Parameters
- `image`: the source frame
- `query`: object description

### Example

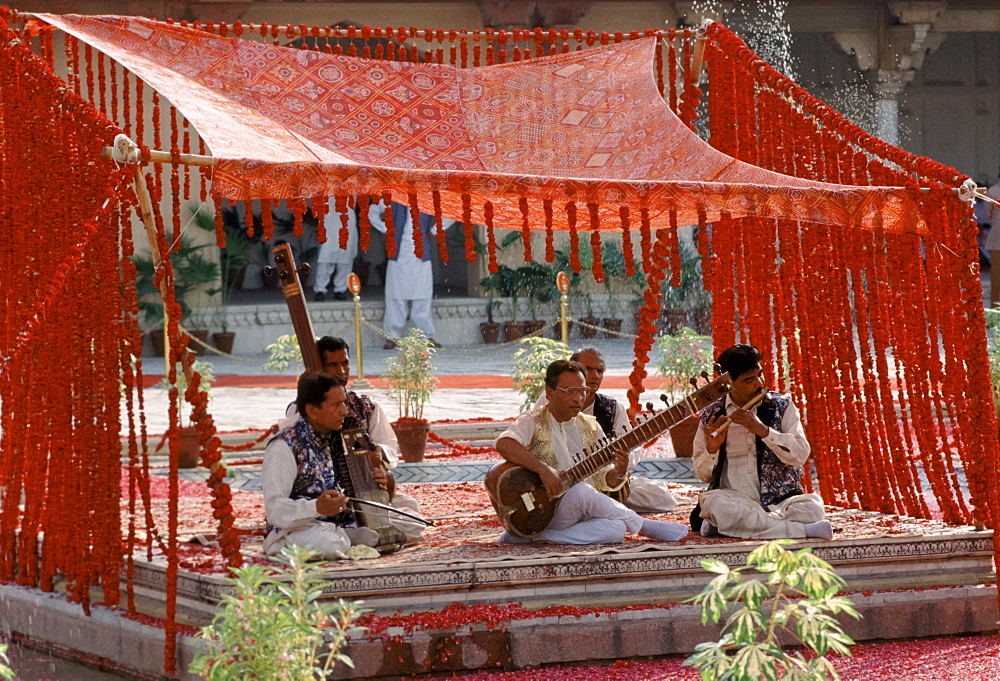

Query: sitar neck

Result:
[272,243,322,370]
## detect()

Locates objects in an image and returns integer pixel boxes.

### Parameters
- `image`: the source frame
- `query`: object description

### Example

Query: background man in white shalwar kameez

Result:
[368,199,455,349]
[313,200,358,302]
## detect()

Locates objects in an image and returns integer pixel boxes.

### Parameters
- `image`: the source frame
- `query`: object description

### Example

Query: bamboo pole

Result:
[108,135,222,479]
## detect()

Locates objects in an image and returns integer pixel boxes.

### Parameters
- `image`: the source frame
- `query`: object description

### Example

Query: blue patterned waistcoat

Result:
[389,202,436,262]
[699,392,803,508]
[592,393,619,437]
[277,417,355,527]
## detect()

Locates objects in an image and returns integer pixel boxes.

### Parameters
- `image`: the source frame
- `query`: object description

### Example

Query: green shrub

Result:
[190,546,364,680]
[684,540,859,681]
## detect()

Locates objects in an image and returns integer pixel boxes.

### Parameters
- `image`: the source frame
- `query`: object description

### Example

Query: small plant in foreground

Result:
[684,539,860,681]
[190,546,364,680]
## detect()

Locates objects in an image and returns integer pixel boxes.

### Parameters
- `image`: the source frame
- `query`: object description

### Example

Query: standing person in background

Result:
[367,198,454,349]
[313,200,358,302]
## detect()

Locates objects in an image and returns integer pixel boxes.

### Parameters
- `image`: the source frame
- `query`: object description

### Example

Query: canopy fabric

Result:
[43,13,920,233]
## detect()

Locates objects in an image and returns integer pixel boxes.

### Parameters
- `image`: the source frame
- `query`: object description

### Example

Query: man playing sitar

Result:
[491,360,689,545]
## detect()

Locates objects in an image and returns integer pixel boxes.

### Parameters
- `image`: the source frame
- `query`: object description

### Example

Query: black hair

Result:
[317,336,350,356]
[715,344,762,381]
[544,359,586,389]
[295,370,347,414]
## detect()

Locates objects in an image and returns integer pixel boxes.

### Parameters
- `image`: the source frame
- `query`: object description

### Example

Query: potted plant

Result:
[494,264,526,342]
[157,356,214,468]
[134,231,220,357]
[510,336,570,412]
[516,261,551,336]
[600,240,627,338]
[478,270,504,344]
[385,329,438,462]
[654,327,714,457]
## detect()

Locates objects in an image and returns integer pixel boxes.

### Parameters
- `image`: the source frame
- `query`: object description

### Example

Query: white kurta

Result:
[692,395,822,538]
[533,392,677,512]
[262,436,376,559]
[495,411,644,544]
[367,201,456,339]
[314,205,358,294]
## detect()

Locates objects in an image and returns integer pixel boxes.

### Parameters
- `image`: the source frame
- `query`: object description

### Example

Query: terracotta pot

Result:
[578,316,600,338]
[178,427,201,468]
[480,321,501,344]
[392,418,430,463]
[187,329,211,356]
[691,307,712,335]
[602,318,623,339]
[504,321,526,342]
[660,309,689,334]
[213,331,236,354]
[669,414,701,458]
[524,320,547,336]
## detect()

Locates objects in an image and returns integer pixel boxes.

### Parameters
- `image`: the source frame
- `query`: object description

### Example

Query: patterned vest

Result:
[344,391,376,434]
[275,417,355,527]
[389,202,436,262]
[592,393,619,437]
[699,392,803,508]
[526,405,603,486]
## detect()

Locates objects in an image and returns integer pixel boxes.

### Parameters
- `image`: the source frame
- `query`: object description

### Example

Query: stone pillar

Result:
[830,1,947,144]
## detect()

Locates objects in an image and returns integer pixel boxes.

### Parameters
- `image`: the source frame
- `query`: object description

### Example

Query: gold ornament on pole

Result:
[348,273,372,390]
[557,271,570,345]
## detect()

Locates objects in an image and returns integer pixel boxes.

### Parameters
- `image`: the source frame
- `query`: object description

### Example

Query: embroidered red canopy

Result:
[43,13,920,233]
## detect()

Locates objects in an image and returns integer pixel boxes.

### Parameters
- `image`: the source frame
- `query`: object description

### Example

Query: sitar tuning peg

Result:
[645,402,654,412]
[262,265,276,277]
[297,262,311,276]
[701,370,710,379]
[689,376,699,388]
[659,393,669,404]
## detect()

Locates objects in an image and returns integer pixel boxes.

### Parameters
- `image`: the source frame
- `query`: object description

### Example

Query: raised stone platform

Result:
[3,526,994,681]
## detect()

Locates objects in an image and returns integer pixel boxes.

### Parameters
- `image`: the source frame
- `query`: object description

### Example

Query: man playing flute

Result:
[692,344,832,540]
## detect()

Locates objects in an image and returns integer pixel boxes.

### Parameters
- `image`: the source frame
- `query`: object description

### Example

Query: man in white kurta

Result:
[277,337,424,542]
[534,347,678,514]
[368,199,455,348]
[495,360,689,545]
[313,201,358,302]
[692,344,831,540]
[263,373,380,559]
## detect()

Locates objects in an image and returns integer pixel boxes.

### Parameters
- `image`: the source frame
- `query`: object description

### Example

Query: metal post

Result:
[348,273,372,390]
[557,271,570,345]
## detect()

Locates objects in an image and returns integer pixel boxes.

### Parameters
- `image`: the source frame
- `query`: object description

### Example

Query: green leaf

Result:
[701,559,731,575]
[723,607,765,645]
[731,642,779,681]
[727,577,771,611]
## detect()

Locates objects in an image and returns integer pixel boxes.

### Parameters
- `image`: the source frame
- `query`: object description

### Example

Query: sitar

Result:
[269,243,406,553]
[484,373,732,538]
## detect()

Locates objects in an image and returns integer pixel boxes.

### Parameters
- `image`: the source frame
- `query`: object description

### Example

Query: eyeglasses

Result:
[555,387,589,396]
